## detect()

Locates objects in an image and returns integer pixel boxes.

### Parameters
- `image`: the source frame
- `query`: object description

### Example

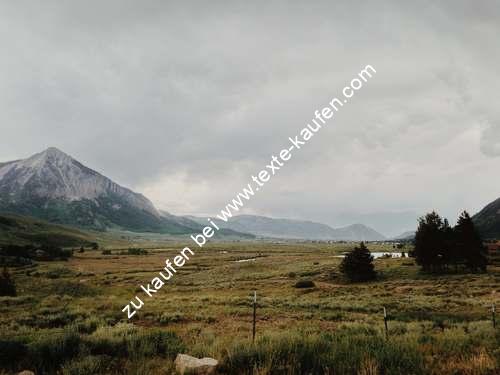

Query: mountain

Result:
[472,197,500,239]
[159,210,254,239]
[392,231,415,240]
[0,148,202,234]
[186,214,386,241]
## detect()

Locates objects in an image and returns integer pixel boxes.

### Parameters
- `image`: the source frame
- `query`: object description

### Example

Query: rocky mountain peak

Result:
[0,148,160,218]
[23,147,75,170]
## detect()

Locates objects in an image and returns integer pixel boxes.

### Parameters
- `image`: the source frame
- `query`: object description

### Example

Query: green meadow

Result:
[1,242,499,374]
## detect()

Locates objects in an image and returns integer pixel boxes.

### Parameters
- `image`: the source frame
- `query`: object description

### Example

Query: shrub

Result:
[158,312,184,324]
[294,280,315,289]
[61,355,111,375]
[85,325,184,359]
[0,267,16,296]
[0,339,27,368]
[127,330,185,358]
[0,244,72,261]
[29,332,81,373]
[122,248,148,255]
[50,281,96,298]
[44,267,75,279]
[101,250,112,255]
[73,318,102,334]
[21,312,77,329]
[0,255,33,267]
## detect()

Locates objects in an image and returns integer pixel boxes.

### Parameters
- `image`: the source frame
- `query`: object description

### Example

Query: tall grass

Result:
[220,328,425,375]
[217,322,499,375]
[0,323,184,374]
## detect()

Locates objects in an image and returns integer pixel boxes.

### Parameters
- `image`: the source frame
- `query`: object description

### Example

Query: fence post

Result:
[492,304,496,329]
[252,291,257,343]
[383,307,388,339]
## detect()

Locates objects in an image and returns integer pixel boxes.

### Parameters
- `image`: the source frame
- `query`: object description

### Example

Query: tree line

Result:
[413,211,487,272]
[339,210,488,282]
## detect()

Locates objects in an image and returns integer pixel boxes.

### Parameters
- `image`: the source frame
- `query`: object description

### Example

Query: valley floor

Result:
[1,242,499,374]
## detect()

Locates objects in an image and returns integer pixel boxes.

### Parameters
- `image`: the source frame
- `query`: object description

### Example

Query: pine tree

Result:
[414,212,446,272]
[454,211,487,272]
[340,242,376,282]
[0,267,16,297]
[441,218,455,269]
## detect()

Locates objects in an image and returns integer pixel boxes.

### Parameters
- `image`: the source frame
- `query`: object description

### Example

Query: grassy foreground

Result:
[1,242,499,374]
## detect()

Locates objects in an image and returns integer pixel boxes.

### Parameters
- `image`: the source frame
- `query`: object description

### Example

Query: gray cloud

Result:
[1,0,500,236]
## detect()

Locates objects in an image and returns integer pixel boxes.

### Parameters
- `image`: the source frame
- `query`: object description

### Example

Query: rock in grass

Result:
[18,371,35,375]
[174,354,218,375]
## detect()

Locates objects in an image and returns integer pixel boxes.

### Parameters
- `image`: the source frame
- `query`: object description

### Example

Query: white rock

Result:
[174,354,218,375]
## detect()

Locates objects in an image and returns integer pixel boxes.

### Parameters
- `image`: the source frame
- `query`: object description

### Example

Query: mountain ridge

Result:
[186,214,386,241]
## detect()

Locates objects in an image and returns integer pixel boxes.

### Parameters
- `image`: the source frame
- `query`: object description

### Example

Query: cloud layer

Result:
[1,1,499,236]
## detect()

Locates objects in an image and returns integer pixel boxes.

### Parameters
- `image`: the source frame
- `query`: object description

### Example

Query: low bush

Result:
[0,267,16,296]
[0,244,72,261]
[0,255,33,267]
[85,324,184,359]
[158,311,185,324]
[0,339,27,369]
[28,331,81,373]
[43,267,75,279]
[73,318,103,334]
[1,325,185,373]
[120,248,148,256]
[294,280,315,289]
[50,281,96,298]
[61,355,110,375]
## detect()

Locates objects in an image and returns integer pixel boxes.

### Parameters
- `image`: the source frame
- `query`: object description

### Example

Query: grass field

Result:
[1,241,499,374]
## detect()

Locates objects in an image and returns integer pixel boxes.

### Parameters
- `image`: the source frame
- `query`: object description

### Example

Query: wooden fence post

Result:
[252,291,257,343]
[492,304,496,329]
[383,307,388,339]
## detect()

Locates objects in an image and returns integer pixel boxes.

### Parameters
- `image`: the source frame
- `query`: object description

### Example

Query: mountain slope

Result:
[159,210,254,239]
[392,231,416,240]
[0,148,199,234]
[186,214,386,241]
[472,197,500,239]
[0,213,95,247]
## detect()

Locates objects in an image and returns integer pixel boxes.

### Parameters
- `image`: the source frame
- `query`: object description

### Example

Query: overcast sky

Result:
[1,1,500,237]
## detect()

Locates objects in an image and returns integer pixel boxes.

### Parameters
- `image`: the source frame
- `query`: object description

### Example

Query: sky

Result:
[1,1,500,237]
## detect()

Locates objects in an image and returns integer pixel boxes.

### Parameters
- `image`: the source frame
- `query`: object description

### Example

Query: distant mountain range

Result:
[0,148,388,241]
[0,147,248,236]
[186,214,386,241]
[14,148,496,241]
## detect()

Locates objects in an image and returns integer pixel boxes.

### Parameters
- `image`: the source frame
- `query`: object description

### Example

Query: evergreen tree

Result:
[441,218,455,269]
[0,267,16,297]
[454,211,487,272]
[340,242,377,282]
[414,212,446,272]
